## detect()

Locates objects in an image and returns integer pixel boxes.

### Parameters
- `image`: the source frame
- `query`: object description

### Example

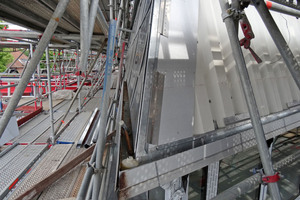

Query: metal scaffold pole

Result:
[252,0,300,90]
[0,0,70,139]
[53,47,103,138]
[80,0,89,73]
[46,47,55,144]
[218,0,281,199]
[92,20,116,200]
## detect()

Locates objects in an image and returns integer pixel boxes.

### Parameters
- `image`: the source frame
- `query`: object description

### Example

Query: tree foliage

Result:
[24,49,55,69]
[0,49,14,72]
[0,21,13,72]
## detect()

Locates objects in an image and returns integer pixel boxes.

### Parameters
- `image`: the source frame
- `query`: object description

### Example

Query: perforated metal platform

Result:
[37,145,86,200]
[34,112,77,143]
[0,144,47,199]
[18,100,69,136]
[14,112,64,143]
[82,97,101,112]
[37,165,83,200]
[57,111,92,143]
[0,145,26,170]
[8,144,72,200]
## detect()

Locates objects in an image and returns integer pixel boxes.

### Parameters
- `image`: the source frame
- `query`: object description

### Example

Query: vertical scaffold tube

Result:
[218,1,281,199]
[0,0,70,138]
[46,47,55,144]
[92,20,116,200]
[80,0,89,72]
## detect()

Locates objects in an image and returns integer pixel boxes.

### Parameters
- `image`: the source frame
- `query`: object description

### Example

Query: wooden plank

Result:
[15,145,95,200]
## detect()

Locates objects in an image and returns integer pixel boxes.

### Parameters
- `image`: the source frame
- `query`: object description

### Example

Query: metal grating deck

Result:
[37,165,83,200]
[0,144,47,200]
[82,97,101,112]
[34,112,77,143]
[0,145,26,170]
[57,111,92,143]
[18,100,69,136]
[8,144,72,200]
[37,144,86,200]
[14,112,64,143]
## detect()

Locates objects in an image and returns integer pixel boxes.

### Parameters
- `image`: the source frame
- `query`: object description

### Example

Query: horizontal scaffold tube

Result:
[211,151,300,200]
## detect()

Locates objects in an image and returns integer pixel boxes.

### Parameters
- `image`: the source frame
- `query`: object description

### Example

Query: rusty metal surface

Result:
[69,166,87,197]
[37,165,83,200]
[8,144,72,200]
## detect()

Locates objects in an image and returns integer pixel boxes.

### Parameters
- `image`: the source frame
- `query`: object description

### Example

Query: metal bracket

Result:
[87,162,105,174]
[222,8,244,21]
[262,172,281,184]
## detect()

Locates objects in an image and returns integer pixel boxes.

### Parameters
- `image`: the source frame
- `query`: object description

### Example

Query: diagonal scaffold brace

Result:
[218,0,282,199]
[0,0,70,139]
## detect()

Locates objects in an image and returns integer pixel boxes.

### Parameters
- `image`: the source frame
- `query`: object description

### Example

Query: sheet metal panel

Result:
[153,0,197,145]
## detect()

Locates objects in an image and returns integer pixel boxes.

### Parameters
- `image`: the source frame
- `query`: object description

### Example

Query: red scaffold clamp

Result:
[239,15,262,64]
[262,172,280,184]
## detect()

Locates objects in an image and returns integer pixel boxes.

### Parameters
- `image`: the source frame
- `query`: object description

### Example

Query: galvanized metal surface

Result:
[206,162,220,200]
[0,0,107,36]
[37,165,83,200]
[0,145,26,170]
[17,100,69,139]
[105,82,124,199]
[57,111,92,143]
[0,144,47,200]
[37,145,86,200]
[119,110,300,199]
[82,97,101,112]
[34,112,77,143]
[14,111,64,143]
[269,0,300,10]
[8,144,72,200]
[70,167,87,198]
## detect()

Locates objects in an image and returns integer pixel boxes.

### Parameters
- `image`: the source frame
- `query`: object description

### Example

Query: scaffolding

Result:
[0,0,299,200]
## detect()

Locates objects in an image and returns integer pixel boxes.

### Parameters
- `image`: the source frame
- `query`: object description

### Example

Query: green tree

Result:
[0,21,13,72]
[0,48,14,72]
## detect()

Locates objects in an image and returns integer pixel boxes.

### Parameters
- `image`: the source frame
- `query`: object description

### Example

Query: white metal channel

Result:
[0,144,47,200]
[57,111,92,143]
[8,144,72,200]
[0,145,26,170]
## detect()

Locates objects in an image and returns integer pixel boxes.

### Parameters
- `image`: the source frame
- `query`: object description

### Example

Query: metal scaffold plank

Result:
[8,144,72,200]
[82,97,101,112]
[37,145,86,200]
[14,112,64,144]
[0,144,47,200]
[37,165,83,200]
[18,100,69,136]
[57,111,92,143]
[0,145,26,170]
[34,112,77,143]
